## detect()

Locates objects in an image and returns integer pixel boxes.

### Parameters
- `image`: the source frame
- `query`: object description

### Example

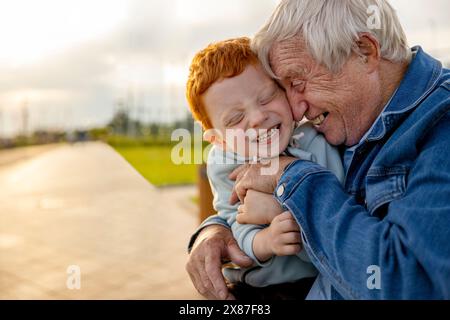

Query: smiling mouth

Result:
[311,112,329,126]
[256,124,281,143]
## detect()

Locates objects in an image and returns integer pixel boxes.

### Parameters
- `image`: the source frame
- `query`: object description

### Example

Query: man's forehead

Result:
[269,36,310,76]
[270,36,305,57]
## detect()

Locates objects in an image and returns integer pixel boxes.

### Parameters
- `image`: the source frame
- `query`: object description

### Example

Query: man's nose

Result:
[286,86,305,105]
[286,89,308,121]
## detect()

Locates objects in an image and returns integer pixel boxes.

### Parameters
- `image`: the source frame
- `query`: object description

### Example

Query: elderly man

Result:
[186,0,450,300]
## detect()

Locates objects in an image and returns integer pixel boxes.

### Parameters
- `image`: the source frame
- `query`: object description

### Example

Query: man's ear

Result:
[355,33,381,73]
[203,128,224,146]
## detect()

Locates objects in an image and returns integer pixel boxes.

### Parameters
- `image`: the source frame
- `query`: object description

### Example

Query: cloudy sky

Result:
[0,0,449,137]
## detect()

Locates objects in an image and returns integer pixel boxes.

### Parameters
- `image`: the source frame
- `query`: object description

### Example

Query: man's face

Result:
[203,64,294,158]
[269,36,382,146]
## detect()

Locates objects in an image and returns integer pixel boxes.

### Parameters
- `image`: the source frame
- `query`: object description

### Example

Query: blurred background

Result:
[0,0,449,299]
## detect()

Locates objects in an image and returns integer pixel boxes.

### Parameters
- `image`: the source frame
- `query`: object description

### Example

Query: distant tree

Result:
[173,113,195,133]
[89,128,109,140]
[149,123,160,137]
[108,110,130,135]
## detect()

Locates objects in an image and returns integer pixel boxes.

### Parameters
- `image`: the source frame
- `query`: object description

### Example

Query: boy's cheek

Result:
[225,139,253,158]
[221,130,251,155]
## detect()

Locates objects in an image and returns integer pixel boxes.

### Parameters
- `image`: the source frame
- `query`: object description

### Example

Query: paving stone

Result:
[0,142,203,300]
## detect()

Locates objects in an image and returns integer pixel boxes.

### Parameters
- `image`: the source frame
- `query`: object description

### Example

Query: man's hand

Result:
[229,156,298,205]
[237,190,284,225]
[252,212,302,262]
[186,224,253,300]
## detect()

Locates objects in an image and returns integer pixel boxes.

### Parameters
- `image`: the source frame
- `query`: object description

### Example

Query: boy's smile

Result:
[203,63,294,159]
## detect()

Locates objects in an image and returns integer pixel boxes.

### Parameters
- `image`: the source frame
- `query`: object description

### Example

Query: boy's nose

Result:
[249,109,268,128]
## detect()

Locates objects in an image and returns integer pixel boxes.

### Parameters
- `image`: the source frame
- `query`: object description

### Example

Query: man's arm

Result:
[187,214,229,253]
[276,113,450,299]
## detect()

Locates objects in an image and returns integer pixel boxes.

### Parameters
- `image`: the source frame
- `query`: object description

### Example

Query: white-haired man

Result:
[186,0,450,299]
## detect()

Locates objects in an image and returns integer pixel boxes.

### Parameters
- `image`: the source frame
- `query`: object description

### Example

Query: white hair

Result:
[252,0,411,75]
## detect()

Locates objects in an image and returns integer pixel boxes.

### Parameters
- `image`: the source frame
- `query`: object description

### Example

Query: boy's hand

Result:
[252,212,302,262]
[236,190,284,225]
[267,212,302,256]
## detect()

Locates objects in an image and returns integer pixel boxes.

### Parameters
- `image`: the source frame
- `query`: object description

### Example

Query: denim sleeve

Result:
[275,115,450,299]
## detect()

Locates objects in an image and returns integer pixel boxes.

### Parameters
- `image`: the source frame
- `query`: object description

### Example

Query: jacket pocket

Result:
[365,166,408,216]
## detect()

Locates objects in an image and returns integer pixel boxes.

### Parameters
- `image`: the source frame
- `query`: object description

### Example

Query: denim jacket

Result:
[189,47,450,299]
[275,47,450,299]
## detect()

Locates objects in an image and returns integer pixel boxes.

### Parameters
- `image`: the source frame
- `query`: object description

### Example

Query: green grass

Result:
[112,145,199,186]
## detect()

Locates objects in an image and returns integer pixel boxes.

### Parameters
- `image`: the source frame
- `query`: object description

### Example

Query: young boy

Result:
[186,37,344,294]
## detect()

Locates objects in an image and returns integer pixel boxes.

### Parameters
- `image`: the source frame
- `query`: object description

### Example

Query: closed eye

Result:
[260,92,277,105]
[259,86,279,105]
[291,80,306,91]
[225,113,244,127]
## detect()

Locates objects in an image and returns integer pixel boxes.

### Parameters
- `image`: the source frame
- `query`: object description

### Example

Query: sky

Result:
[0,0,449,137]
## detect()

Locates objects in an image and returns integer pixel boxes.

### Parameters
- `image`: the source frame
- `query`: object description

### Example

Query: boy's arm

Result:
[206,147,270,267]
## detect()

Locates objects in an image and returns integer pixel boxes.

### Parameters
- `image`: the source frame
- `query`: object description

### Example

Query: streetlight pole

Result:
[22,99,29,137]
[0,107,3,142]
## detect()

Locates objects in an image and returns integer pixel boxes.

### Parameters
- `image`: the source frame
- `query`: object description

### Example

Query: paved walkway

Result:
[0,143,61,166]
[0,142,203,299]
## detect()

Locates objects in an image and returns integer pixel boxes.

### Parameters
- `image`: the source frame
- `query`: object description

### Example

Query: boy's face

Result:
[203,64,294,158]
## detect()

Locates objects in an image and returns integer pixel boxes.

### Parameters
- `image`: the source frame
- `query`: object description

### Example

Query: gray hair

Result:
[252,0,411,75]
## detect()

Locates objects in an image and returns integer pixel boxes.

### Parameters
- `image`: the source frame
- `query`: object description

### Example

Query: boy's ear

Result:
[203,128,224,146]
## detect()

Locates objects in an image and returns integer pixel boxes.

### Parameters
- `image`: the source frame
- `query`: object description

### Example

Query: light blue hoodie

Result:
[206,121,344,287]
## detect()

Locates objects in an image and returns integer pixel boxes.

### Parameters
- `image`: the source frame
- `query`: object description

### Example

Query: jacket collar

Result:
[366,46,443,142]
